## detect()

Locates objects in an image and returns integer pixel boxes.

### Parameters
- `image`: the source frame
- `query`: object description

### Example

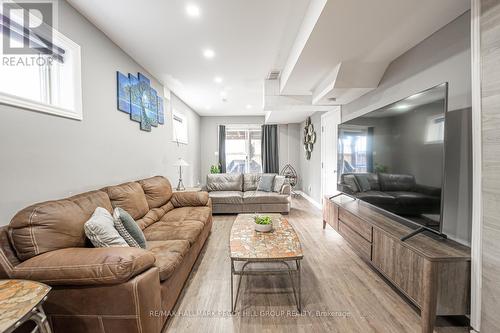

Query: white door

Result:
[321,108,341,202]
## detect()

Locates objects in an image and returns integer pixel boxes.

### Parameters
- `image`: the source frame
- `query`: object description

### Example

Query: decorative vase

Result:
[254,222,273,233]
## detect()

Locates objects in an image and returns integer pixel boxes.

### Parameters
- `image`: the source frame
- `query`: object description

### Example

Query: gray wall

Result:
[299,112,324,203]
[0,1,200,225]
[340,11,472,245]
[278,124,301,176]
[199,116,264,183]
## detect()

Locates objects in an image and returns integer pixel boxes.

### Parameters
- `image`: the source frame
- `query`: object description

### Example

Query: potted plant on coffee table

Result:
[254,215,273,232]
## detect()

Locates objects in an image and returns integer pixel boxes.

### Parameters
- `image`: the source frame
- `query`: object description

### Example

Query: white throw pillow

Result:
[84,207,129,248]
[273,175,286,193]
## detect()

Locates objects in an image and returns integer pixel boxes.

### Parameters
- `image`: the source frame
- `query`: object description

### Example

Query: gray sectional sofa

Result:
[206,173,291,214]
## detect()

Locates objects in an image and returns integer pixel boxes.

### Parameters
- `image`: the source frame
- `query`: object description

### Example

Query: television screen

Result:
[337,83,448,231]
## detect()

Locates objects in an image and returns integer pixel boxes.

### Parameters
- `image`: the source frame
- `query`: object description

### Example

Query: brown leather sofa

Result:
[0,176,212,333]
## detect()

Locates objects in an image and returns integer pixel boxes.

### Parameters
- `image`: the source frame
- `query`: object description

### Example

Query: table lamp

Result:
[173,158,189,191]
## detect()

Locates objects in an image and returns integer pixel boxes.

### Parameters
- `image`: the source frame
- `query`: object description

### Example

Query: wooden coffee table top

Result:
[230,214,303,260]
[0,280,51,332]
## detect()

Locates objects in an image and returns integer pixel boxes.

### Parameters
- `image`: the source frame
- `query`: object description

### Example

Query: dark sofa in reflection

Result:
[339,173,441,216]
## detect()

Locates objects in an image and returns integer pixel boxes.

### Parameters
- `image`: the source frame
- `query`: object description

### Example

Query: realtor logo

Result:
[1,1,55,56]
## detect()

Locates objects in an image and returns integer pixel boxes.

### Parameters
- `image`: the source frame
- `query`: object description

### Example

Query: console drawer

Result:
[338,221,372,261]
[339,208,372,242]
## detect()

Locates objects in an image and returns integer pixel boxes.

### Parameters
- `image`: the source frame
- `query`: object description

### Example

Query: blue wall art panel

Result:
[116,72,131,113]
[117,72,165,132]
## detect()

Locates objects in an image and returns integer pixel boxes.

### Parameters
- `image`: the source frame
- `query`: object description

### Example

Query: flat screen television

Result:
[337,83,448,238]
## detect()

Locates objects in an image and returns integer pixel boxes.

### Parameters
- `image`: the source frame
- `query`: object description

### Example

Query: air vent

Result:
[267,70,281,80]
[328,97,337,102]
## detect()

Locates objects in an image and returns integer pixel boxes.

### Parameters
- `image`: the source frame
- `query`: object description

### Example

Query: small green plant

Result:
[254,215,272,225]
[210,164,221,174]
[374,163,388,173]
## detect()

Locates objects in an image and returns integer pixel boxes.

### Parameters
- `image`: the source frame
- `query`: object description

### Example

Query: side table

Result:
[0,280,52,333]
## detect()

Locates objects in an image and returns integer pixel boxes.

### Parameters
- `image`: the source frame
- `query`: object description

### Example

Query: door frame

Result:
[321,107,341,203]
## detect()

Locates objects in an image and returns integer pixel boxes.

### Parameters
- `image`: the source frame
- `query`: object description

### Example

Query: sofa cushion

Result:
[143,221,204,245]
[243,173,261,191]
[9,190,112,261]
[84,207,129,248]
[257,174,275,192]
[243,191,290,204]
[113,208,147,249]
[386,191,441,207]
[12,247,155,285]
[206,174,243,191]
[147,240,190,281]
[342,174,360,193]
[208,191,243,204]
[160,207,212,225]
[379,173,416,192]
[171,191,209,207]
[135,202,174,230]
[356,191,396,206]
[138,176,173,209]
[103,182,149,220]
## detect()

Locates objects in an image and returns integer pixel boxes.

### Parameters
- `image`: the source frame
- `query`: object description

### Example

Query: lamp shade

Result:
[174,158,189,167]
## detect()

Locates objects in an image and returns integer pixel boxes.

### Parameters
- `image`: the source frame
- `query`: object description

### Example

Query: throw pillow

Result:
[354,174,371,192]
[113,210,141,248]
[257,174,275,192]
[84,207,129,248]
[273,175,286,193]
[113,207,147,249]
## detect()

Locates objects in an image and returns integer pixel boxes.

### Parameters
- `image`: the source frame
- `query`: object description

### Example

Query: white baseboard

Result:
[296,191,322,210]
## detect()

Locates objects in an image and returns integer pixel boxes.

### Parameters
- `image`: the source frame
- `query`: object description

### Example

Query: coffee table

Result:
[229,213,303,313]
[0,280,52,333]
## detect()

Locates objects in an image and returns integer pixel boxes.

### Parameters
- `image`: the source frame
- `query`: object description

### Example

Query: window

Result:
[425,115,445,144]
[225,126,262,173]
[172,110,188,144]
[0,4,82,119]
[339,127,368,173]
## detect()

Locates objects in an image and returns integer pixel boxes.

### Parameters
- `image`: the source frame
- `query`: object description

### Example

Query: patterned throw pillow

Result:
[257,174,275,192]
[113,210,141,248]
[113,208,147,249]
[84,207,129,248]
[273,175,286,193]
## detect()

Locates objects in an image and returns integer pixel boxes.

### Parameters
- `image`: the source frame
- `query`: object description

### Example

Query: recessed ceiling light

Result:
[246,104,252,109]
[393,104,411,111]
[203,49,215,59]
[186,4,200,17]
[214,76,223,84]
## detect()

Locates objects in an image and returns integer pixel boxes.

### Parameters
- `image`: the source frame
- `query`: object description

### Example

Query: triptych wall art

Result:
[116,71,165,132]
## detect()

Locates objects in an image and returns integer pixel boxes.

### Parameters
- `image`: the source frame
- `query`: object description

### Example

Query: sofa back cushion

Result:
[103,182,149,220]
[138,176,172,209]
[207,174,243,192]
[243,174,261,191]
[352,173,380,192]
[9,190,112,261]
[379,173,416,192]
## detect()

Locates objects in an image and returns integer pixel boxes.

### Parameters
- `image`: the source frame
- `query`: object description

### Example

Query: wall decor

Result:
[116,71,166,132]
[116,72,131,113]
[172,110,188,144]
[303,117,316,160]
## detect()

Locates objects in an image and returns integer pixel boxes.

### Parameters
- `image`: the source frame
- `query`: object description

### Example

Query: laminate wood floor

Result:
[164,196,469,333]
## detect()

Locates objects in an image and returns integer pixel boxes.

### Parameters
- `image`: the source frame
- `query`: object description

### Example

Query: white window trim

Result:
[0,29,82,120]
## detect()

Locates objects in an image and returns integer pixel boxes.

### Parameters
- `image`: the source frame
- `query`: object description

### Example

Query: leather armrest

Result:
[171,191,209,207]
[414,184,441,197]
[12,247,155,286]
[281,184,291,195]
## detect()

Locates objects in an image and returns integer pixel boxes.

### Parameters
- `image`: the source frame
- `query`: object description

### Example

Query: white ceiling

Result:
[67,0,311,116]
[67,0,469,122]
